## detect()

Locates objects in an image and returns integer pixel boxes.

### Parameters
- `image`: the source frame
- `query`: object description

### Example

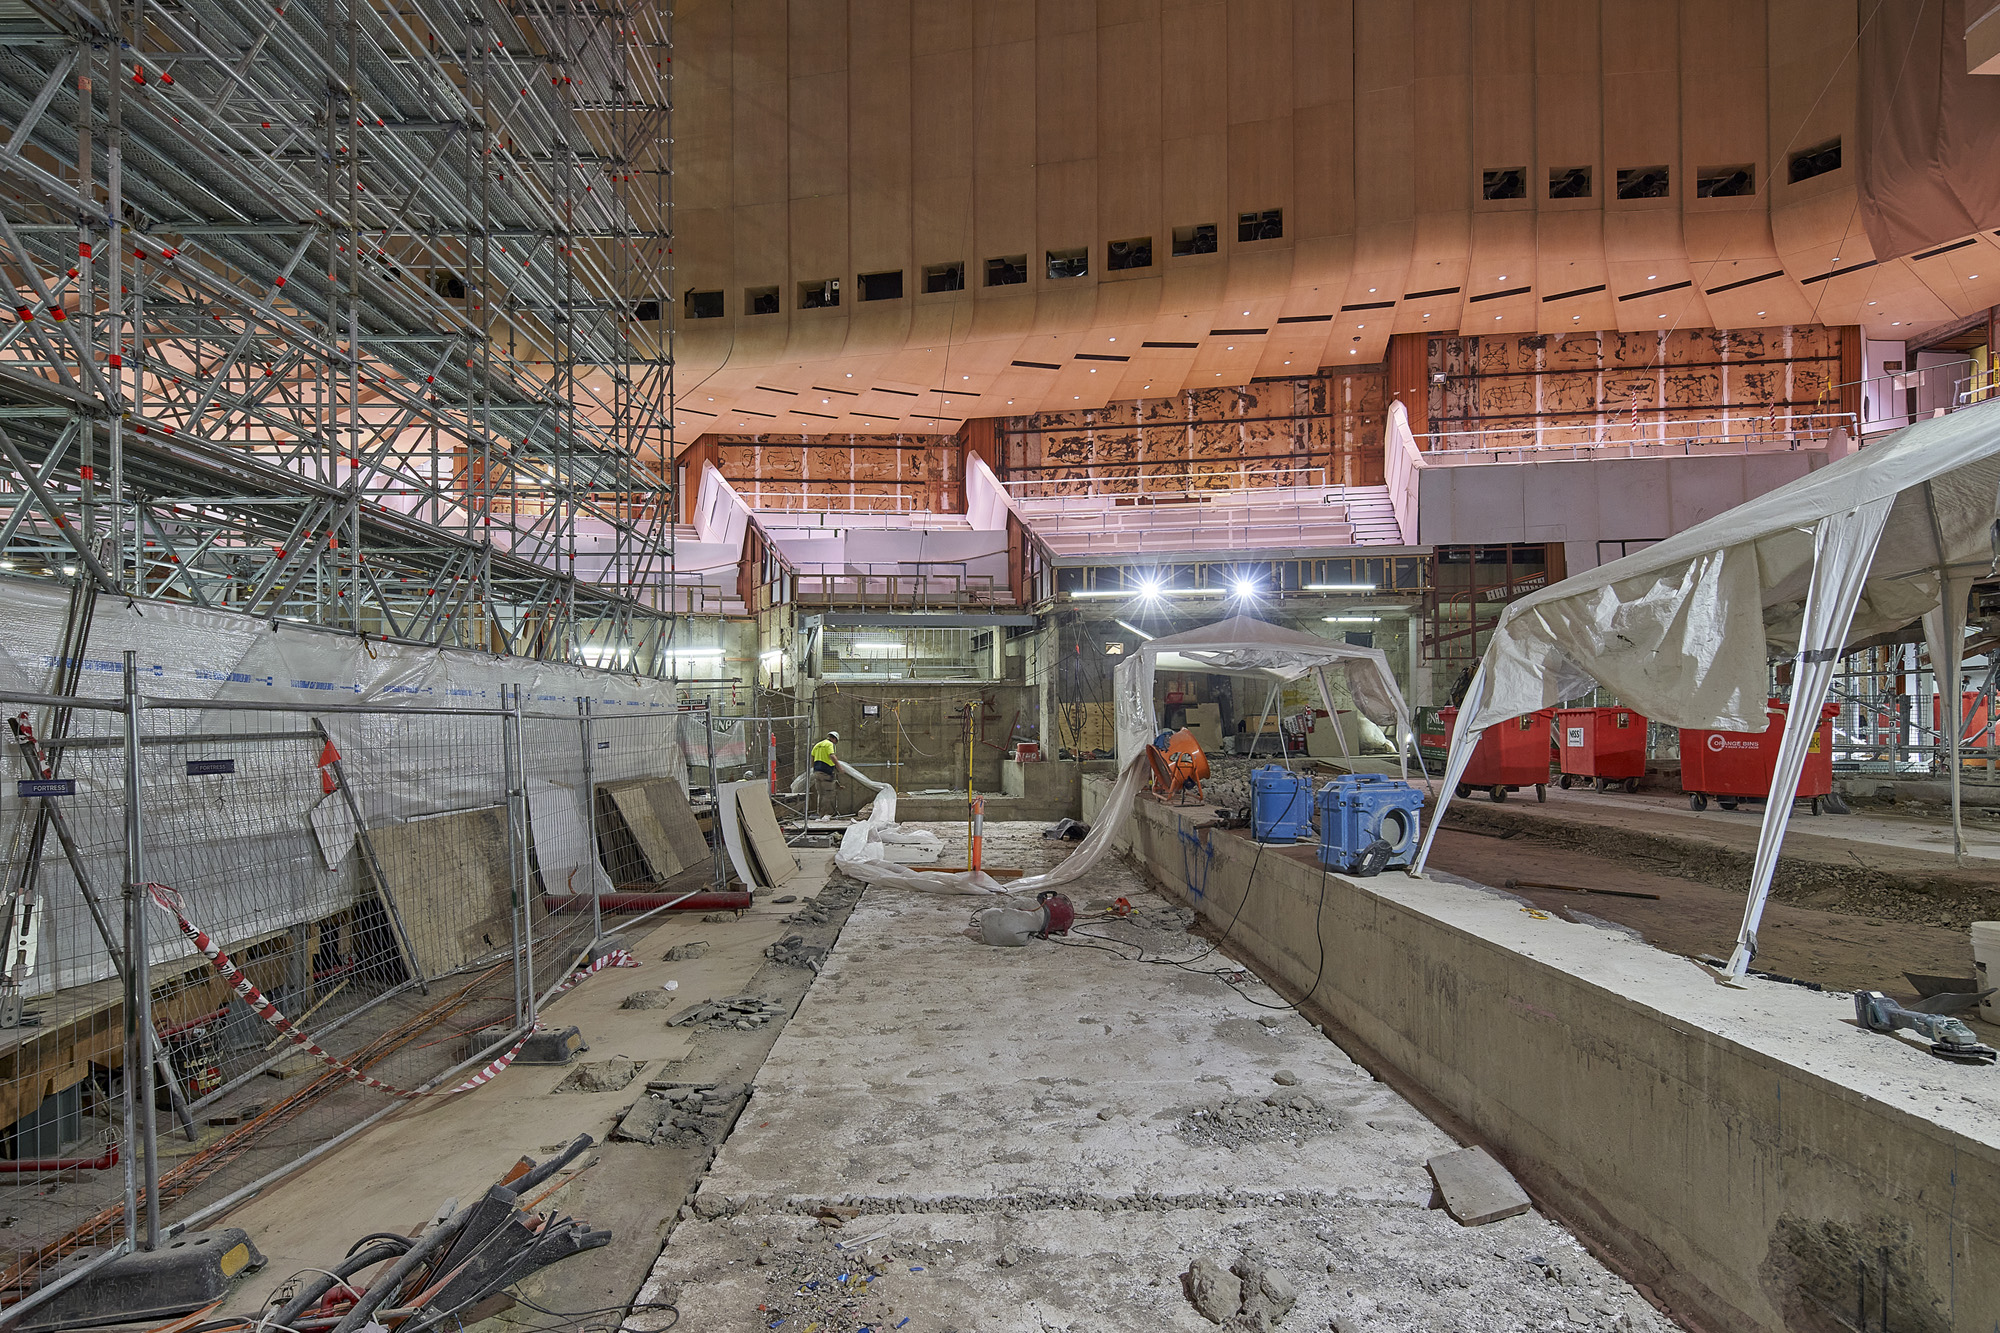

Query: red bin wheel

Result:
[1490,785,1508,803]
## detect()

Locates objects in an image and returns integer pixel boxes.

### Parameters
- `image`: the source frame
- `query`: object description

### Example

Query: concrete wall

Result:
[812,681,1037,793]
[1417,450,1825,559]
[1090,779,2000,1333]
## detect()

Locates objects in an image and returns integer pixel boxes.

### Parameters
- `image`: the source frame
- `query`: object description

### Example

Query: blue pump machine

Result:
[1316,774,1425,875]
[1249,765,1316,841]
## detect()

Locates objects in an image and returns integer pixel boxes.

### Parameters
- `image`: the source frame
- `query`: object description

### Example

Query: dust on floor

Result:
[624,823,1682,1333]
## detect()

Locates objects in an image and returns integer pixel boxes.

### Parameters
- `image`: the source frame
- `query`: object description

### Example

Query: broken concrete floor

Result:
[626,826,1682,1332]
[212,849,865,1329]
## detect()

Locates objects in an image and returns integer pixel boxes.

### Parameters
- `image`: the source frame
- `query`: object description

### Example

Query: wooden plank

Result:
[732,785,798,888]
[601,779,687,882]
[648,779,712,870]
[1427,1146,1532,1225]
[364,806,515,978]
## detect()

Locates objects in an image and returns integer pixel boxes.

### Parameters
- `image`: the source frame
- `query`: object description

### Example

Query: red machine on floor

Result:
[1679,699,1838,815]
[1555,706,1649,793]
[1440,706,1554,803]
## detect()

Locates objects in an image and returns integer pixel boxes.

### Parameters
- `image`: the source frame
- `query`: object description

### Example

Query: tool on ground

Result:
[1147,727,1210,804]
[244,1137,610,1333]
[1317,775,1424,877]
[1854,990,1999,1064]
[1503,878,1662,901]
[973,891,1075,947]
[1250,765,1315,841]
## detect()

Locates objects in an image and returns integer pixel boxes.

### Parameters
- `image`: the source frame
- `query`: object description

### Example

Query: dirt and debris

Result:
[617,1082,752,1147]
[669,995,789,1030]
[553,1056,645,1094]
[621,987,679,1010]
[664,941,710,961]
[1177,1089,1345,1150]
[765,934,830,971]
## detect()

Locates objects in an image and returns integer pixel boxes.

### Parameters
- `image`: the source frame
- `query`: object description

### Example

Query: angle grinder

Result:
[1854,990,1999,1065]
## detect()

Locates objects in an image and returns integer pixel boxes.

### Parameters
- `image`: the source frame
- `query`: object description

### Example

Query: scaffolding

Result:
[0,0,694,665]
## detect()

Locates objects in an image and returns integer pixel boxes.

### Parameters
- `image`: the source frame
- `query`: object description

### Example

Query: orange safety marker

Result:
[969,796,985,871]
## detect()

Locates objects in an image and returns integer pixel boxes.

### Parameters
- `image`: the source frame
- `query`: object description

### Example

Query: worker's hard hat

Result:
[827,730,839,741]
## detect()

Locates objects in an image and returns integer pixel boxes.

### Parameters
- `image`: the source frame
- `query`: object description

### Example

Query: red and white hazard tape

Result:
[145,883,636,1098]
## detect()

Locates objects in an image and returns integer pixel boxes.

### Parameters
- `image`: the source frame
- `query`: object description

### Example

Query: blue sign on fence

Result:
[18,779,75,798]
[186,759,236,776]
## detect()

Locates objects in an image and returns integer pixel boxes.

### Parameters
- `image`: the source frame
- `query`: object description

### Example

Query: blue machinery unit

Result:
[1316,775,1425,876]
[1249,765,1316,841]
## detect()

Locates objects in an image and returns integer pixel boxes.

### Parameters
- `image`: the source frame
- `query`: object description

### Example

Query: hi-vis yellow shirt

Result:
[812,739,836,765]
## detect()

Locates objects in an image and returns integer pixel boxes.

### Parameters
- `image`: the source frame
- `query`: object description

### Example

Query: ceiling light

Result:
[1323,616,1379,623]
[1368,287,1376,293]
[1757,311,1766,317]
[1109,337,1116,342]
[1423,313,1431,319]
[846,372,852,377]
[1114,618,1155,641]
[1647,274,1656,280]
[1090,368,1097,372]
[1230,577,1260,599]
[1498,275,1506,281]
[1350,350,1357,354]
[1495,315,1502,320]
[1971,274,1981,280]
[1305,583,1376,592]
[61,565,75,576]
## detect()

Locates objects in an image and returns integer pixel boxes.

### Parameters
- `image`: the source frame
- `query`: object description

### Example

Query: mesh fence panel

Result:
[0,686,712,1305]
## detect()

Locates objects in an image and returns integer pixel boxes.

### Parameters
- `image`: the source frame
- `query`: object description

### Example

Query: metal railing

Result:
[0,666,721,1319]
[1418,412,1857,462]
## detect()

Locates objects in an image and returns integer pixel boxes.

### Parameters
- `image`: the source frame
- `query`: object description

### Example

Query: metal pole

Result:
[511,684,535,1028]
[578,696,601,945]
[501,684,523,1027]
[706,703,723,892]
[121,651,157,1248]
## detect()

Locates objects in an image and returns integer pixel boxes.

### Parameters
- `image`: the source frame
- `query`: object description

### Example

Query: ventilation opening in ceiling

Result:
[858,270,904,302]
[799,278,840,309]
[923,261,964,293]
[1107,237,1153,271]
[1482,168,1526,200]
[1789,139,1841,183]
[684,289,723,319]
[1615,166,1670,199]
[1046,247,1088,280]
[1237,209,1283,242]
[1696,165,1756,197]
[1549,166,1591,199]
[1173,224,1217,256]
[746,285,780,315]
[986,255,1027,287]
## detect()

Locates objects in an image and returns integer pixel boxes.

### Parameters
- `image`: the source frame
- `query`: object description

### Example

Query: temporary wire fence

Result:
[0,670,713,1318]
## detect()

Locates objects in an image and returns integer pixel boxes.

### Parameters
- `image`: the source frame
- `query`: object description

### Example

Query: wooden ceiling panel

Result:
[668,0,1931,431]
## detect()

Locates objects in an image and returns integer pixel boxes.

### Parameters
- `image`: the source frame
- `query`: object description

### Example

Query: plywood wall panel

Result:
[669,1,1974,430]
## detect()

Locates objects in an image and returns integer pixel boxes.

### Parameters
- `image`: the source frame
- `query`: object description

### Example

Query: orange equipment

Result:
[1147,727,1211,804]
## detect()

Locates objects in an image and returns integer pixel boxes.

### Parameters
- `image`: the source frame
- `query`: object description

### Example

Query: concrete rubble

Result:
[625,822,1685,1333]
[668,995,788,1030]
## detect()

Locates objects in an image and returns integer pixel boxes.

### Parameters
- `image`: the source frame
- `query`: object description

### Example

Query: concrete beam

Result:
[1093,779,2000,1333]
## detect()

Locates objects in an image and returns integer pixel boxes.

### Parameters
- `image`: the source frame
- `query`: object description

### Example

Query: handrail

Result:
[1419,412,1855,459]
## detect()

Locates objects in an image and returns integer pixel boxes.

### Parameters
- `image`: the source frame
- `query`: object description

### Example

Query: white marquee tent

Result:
[1112,613,1416,773]
[1413,399,2000,977]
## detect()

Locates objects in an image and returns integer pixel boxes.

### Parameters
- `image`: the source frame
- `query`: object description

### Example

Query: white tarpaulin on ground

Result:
[1111,614,1416,776]
[1414,399,2000,976]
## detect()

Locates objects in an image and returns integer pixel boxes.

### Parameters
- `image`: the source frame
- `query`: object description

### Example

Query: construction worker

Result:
[810,730,840,816]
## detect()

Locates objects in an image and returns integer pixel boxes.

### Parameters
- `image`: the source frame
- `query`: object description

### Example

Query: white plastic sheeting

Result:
[1414,399,2000,976]
[1111,614,1415,775]
[825,756,1153,901]
[0,577,683,991]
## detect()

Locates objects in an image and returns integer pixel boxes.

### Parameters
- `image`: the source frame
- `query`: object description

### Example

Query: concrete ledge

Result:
[1088,778,2000,1333]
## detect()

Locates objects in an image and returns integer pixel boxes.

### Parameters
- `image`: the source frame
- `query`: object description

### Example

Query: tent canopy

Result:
[1112,613,1415,766]
[1465,402,2000,735]
[1417,399,2000,977]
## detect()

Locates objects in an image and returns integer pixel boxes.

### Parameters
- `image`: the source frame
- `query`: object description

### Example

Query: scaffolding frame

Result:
[0,0,703,666]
